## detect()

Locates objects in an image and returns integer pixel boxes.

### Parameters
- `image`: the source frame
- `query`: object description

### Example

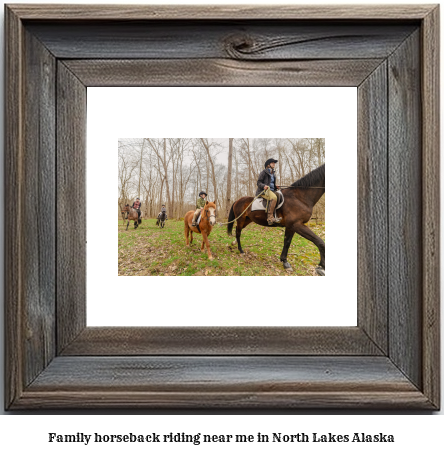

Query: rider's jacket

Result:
[196,197,206,209]
[256,168,278,196]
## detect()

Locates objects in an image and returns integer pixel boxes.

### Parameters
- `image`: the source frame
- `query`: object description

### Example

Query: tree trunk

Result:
[163,139,172,211]
[200,139,218,205]
[226,138,233,217]
[137,139,145,198]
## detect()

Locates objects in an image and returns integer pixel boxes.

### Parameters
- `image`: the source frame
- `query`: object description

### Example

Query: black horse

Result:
[156,212,167,228]
[227,164,325,275]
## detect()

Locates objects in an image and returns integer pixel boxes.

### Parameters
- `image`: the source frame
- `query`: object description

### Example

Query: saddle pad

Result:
[251,191,284,212]
[196,213,202,224]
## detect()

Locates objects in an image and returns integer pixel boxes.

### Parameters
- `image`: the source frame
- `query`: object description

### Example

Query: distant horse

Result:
[120,205,128,225]
[184,201,217,260]
[227,164,325,275]
[156,212,167,228]
[123,204,142,230]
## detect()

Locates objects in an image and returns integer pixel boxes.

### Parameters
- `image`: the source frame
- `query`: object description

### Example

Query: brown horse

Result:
[184,201,217,259]
[227,164,325,275]
[120,205,128,225]
[123,204,142,230]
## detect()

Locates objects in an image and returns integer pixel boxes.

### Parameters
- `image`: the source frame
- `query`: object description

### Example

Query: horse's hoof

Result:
[282,261,293,270]
[231,240,236,246]
[316,267,325,276]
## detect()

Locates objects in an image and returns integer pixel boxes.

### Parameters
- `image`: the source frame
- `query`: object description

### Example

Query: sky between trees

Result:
[118,138,325,220]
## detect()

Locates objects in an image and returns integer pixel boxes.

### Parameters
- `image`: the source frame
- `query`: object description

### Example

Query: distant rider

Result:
[256,159,282,225]
[131,197,142,220]
[192,191,207,226]
[158,204,168,220]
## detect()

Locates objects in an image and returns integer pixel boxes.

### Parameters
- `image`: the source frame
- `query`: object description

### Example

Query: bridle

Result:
[204,207,217,223]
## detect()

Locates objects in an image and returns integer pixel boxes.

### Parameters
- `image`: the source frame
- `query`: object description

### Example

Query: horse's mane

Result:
[291,164,325,187]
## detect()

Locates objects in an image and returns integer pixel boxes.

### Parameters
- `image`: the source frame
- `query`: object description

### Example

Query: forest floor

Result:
[118,218,325,276]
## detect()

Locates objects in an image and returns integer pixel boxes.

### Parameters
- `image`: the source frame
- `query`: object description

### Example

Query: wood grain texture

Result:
[61,327,382,356]
[388,31,422,389]
[22,29,57,387]
[15,390,433,410]
[56,62,87,354]
[63,59,384,87]
[13,356,433,409]
[4,6,440,410]
[5,4,24,410]
[357,62,388,354]
[27,22,416,60]
[421,6,440,409]
[7,4,435,20]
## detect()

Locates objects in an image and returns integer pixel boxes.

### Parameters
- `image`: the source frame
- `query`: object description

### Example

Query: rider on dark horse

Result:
[158,204,167,220]
[192,191,207,226]
[131,197,142,220]
[256,158,282,225]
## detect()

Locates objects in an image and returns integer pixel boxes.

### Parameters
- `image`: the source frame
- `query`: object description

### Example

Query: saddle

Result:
[251,190,284,212]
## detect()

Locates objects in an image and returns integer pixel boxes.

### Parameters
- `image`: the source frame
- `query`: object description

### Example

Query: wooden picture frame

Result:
[5,4,440,409]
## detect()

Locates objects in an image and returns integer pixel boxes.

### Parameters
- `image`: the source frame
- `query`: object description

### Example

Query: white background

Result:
[0,0,442,447]
[87,87,357,326]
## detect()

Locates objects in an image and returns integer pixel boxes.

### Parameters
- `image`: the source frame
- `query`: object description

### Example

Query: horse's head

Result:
[204,201,217,226]
[123,204,130,212]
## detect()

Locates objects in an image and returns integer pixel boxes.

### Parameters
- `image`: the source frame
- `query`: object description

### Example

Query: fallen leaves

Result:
[118,218,325,277]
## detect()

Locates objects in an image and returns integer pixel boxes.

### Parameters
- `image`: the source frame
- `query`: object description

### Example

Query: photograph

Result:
[118,138,325,277]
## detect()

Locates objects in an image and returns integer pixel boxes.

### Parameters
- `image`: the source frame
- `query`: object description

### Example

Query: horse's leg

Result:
[190,231,193,245]
[280,227,296,270]
[235,216,252,254]
[202,232,213,260]
[294,223,325,274]
[184,220,190,246]
[126,220,129,231]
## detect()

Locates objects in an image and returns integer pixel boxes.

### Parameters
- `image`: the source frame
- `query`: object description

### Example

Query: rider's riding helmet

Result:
[199,191,207,197]
[264,158,278,169]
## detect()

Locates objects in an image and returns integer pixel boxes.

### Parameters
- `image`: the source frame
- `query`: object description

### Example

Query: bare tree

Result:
[200,138,219,204]
[119,137,325,222]
[146,138,172,212]
[226,138,233,216]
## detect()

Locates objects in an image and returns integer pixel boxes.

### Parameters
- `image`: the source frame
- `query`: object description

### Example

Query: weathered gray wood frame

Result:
[5,5,440,409]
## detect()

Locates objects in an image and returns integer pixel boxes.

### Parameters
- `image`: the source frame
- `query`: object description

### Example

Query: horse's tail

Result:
[138,218,142,224]
[227,203,236,236]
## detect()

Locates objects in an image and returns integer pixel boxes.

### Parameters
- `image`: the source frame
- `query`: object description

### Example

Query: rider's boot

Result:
[267,200,277,225]
[274,203,282,224]
[192,209,200,226]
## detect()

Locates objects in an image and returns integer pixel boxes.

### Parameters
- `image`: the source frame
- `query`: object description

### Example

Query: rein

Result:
[217,190,266,226]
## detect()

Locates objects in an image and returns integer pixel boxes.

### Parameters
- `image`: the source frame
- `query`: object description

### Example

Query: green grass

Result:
[118,217,325,276]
